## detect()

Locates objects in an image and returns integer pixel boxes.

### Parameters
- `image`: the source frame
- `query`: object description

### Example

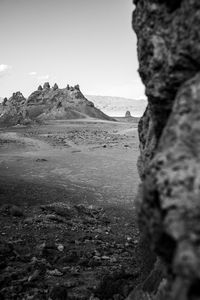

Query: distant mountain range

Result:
[86,95,147,117]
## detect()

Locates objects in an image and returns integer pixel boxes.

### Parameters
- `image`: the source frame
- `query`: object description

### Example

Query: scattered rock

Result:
[36,158,48,162]
[47,269,63,277]
[40,203,74,219]
[28,269,41,282]
[0,200,139,299]
[0,204,24,217]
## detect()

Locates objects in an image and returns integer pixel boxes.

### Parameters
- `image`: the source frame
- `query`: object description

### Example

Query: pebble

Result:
[47,269,63,277]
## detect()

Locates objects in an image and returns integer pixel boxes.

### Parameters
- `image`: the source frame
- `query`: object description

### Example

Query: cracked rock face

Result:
[132,0,200,299]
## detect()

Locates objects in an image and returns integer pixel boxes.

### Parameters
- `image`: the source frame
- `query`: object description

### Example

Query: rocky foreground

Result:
[0,201,143,300]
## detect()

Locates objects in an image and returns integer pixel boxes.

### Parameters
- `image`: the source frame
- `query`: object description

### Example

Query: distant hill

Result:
[0,84,115,126]
[86,95,147,117]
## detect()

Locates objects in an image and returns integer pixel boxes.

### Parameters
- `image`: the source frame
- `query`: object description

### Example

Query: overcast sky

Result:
[0,0,145,99]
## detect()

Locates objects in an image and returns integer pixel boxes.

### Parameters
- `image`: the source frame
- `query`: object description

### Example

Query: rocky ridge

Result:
[130,0,200,299]
[0,84,114,126]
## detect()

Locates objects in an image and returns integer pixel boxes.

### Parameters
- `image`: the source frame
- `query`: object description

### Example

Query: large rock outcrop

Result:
[132,1,200,299]
[0,84,114,126]
[26,83,114,121]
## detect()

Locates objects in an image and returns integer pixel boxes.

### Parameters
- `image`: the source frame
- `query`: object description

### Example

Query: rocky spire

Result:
[43,82,50,90]
[74,84,80,91]
[53,83,58,91]
[2,97,8,106]
[125,111,131,117]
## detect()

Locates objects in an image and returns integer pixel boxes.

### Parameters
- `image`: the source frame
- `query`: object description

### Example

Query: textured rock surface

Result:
[132,0,200,299]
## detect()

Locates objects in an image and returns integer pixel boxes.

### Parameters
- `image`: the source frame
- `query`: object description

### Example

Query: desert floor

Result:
[0,119,152,300]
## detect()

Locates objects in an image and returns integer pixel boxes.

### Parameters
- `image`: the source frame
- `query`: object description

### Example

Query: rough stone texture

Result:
[132,0,200,299]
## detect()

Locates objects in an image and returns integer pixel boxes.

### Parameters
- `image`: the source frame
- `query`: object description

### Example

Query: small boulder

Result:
[38,85,43,91]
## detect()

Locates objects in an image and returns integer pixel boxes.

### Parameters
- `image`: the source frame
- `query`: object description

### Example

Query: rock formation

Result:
[53,83,58,91]
[125,111,131,118]
[2,97,8,106]
[26,83,114,121]
[0,84,114,126]
[43,82,50,90]
[0,92,27,126]
[131,0,200,299]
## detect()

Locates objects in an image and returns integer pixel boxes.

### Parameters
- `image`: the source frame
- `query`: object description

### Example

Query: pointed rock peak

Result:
[125,111,131,117]
[2,97,8,106]
[38,85,43,91]
[53,83,59,91]
[43,82,50,90]
[74,84,80,91]
[66,84,70,90]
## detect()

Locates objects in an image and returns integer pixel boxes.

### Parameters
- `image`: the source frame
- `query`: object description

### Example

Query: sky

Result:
[0,0,145,99]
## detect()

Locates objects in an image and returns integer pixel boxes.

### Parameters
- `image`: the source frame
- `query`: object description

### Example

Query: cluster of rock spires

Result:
[130,0,200,299]
[0,83,114,126]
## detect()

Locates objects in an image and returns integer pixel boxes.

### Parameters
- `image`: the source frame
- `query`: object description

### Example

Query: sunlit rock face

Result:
[132,0,200,299]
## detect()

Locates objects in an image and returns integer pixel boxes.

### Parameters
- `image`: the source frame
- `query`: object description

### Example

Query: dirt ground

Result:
[0,119,153,300]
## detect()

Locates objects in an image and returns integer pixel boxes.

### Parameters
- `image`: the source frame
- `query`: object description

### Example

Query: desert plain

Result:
[0,118,151,300]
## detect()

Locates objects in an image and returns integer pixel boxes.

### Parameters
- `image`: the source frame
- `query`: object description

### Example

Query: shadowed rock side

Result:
[0,84,114,126]
[130,0,200,299]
